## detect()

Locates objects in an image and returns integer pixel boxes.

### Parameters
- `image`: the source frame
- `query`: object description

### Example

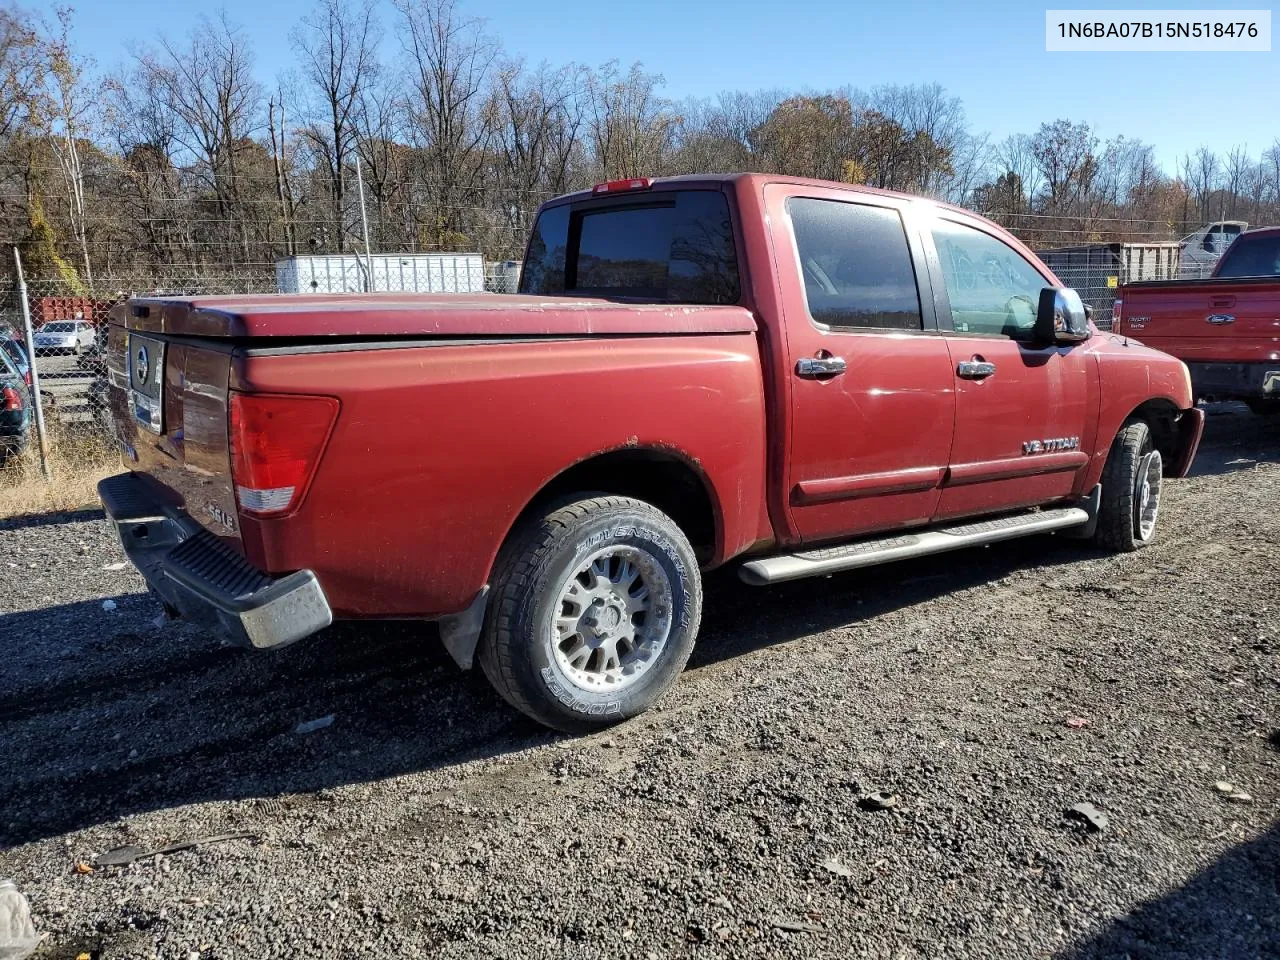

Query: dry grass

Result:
[0,428,118,519]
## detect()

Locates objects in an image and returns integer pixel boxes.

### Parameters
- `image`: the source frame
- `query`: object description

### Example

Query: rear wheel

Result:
[478,495,702,733]
[1094,420,1162,553]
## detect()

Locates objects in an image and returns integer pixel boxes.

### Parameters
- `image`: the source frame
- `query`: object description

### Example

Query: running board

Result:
[739,507,1091,586]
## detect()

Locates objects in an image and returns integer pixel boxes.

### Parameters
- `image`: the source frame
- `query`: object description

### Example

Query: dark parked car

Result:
[1,336,32,388]
[0,345,31,464]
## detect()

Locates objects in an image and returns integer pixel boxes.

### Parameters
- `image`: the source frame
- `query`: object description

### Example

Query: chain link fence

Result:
[1036,249,1218,331]
[0,261,524,489]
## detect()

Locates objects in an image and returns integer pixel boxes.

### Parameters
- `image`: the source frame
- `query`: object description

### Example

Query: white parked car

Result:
[33,319,96,355]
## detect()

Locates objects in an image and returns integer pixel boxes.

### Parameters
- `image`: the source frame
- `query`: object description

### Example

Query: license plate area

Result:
[128,333,166,433]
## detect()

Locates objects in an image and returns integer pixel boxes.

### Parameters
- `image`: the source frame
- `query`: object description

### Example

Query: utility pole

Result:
[13,247,51,480]
[356,155,374,293]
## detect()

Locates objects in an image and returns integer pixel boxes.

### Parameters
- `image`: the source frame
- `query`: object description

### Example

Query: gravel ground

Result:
[1,404,1277,960]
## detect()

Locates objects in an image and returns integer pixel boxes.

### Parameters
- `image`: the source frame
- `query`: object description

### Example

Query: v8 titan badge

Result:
[1023,436,1080,455]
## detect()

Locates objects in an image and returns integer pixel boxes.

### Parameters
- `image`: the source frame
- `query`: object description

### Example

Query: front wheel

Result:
[1094,420,1162,553]
[478,495,703,733]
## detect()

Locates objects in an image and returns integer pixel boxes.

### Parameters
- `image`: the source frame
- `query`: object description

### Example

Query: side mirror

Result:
[1036,287,1091,344]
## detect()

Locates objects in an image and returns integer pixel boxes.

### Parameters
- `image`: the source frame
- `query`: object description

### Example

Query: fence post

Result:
[13,247,52,481]
[356,155,374,293]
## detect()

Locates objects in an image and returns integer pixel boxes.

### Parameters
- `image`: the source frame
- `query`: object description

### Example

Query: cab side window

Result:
[930,219,1047,339]
[788,198,923,331]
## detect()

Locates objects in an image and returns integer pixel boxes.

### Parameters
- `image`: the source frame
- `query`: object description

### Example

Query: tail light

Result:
[1,386,22,411]
[229,392,339,517]
[23,370,31,388]
[1112,298,1123,328]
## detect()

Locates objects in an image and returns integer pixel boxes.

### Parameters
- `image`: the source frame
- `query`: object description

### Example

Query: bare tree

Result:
[487,59,581,249]
[395,0,498,250]
[865,83,966,196]
[1189,146,1220,222]
[585,61,675,181]
[46,8,94,286]
[1031,120,1097,221]
[1223,144,1250,220]
[267,90,296,256]
[146,13,264,265]
[103,58,188,269]
[291,0,380,252]
[996,133,1043,205]
[355,74,413,249]
[0,4,42,140]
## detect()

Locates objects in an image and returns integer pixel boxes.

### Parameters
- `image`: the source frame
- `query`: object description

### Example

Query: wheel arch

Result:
[505,444,724,568]
[1123,397,1195,477]
[440,445,731,673]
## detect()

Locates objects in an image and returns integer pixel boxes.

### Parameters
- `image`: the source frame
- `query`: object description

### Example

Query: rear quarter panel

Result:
[234,335,769,618]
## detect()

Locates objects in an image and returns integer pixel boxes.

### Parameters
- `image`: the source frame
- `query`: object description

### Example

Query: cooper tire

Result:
[1094,419,1162,553]
[478,495,703,733]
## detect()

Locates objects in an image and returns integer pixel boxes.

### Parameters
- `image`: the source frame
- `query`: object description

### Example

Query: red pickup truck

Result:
[1114,226,1280,413]
[99,174,1204,732]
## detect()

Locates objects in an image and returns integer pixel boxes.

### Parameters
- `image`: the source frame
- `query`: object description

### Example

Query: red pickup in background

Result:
[98,174,1204,731]
[1114,226,1280,413]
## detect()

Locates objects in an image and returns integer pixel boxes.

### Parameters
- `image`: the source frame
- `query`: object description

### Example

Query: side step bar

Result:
[739,506,1091,586]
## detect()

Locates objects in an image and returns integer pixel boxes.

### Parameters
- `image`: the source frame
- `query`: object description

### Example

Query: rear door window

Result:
[787,198,923,331]
[520,190,740,304]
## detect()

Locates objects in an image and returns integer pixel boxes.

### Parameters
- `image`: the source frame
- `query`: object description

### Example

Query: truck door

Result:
[923,215,1096,520]
[766,185,956,543]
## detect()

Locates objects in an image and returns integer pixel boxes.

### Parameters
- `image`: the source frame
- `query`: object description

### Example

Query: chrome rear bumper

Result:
[98,472,332,649]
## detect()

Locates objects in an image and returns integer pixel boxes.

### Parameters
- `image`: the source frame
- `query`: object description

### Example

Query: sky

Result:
[54,0,1280,172]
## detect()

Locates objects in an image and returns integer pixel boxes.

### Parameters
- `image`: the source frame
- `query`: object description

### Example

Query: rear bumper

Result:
[1187,362,1280,402]
[98,472,332,649]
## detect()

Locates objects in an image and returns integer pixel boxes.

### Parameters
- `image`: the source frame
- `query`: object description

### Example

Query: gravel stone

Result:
[1,404,1278,959]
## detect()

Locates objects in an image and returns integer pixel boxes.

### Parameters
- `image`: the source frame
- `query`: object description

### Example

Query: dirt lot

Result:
[1,405,1277,960]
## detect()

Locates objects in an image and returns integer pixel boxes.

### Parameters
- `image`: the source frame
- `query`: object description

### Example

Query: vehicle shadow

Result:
[1057,821,1280,959]
[0,403,1267,850]
[0,507,105,532]
[0,535,1104,850]
[1188,403,1280,478]
[690,534,1103,669]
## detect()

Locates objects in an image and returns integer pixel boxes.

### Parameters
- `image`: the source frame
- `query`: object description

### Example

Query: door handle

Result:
[1206,314,1235,325]
[957,360,996,380]
[796,355,847,379]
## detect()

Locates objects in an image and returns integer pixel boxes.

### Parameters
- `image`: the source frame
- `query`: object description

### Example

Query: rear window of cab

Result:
[1215,234,1280,278]
[520,190,740,305]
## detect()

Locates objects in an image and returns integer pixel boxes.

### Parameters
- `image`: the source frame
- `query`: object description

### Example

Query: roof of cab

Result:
[542,171,975,218]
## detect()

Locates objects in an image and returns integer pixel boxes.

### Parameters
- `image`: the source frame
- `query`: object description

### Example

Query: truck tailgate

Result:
[1119,278,1280,361]
[108,319,242,548]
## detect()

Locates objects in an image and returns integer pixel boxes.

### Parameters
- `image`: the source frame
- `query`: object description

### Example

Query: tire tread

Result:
[1094,419,1151,553]
[478,495,696,730]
